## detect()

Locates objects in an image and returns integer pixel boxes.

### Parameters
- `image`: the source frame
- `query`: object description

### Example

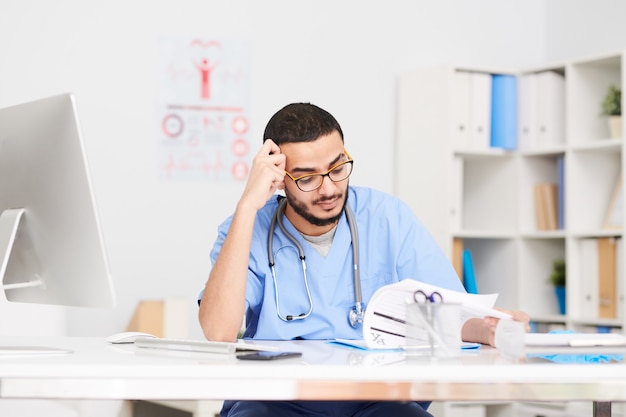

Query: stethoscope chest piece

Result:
[349,302,365,328]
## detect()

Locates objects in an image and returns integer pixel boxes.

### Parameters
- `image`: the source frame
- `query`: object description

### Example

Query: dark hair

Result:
[263,103,344,145]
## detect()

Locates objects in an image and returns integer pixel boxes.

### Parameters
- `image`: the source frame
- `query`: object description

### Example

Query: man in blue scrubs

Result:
[199,103,529,417]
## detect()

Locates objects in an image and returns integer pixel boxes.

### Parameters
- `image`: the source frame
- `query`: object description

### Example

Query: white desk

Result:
[0,337,625,417]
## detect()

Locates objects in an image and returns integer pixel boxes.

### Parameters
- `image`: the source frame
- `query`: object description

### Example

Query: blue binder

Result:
[462,249,478,294]
[490,74,518,150]
[557,155,565,229]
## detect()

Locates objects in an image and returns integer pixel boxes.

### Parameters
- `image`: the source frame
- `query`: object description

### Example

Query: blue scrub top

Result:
[205,186,464,341]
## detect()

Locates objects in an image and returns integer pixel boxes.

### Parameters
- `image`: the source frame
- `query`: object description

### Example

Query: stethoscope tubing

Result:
[267,196,363,327]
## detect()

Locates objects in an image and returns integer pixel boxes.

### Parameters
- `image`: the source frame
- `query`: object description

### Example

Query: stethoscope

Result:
[267,197,364,328]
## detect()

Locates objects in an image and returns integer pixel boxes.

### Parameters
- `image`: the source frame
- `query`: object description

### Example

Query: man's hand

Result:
[200,140,286,342]
[482,309,530,347]
[238,139,286,212]
[462,309,530,347]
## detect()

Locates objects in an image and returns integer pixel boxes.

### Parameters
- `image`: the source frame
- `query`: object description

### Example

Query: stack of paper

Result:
[362,279,509,349]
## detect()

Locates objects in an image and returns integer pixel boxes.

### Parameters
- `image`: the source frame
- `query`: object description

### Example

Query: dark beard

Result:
[284,192,347,227]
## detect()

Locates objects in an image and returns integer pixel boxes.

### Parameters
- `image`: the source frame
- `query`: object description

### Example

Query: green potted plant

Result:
[548,258,566,314]
[600,84,622,139]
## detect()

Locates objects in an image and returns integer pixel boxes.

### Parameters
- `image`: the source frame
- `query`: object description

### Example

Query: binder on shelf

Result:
[597,237,617,319]
[452,71,471,149]
[536,71,565,147]
[542,183,559,230]
[580,239,599,318]
[534,184,548,230]
[603,175,623,230]
[452,238,464,282]
[470,72,492,150]
[533,183,558,230]
[462,249,478,294]
[517,73,538,150]
[490,74,518,150]
[579,238,620,320]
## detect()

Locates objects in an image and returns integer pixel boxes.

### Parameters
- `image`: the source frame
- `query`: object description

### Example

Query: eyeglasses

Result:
[284,149,354,192]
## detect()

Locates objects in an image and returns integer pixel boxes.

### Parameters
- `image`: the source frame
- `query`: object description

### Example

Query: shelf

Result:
[396,52,626,417]
[570,230,623,239]
[519,231,566,239]
[568,54,622,145]
[570,138,622,152]
[530,314,567,323]
[396,53,625,333]
[453,231,516,239]
[453,149,515,158]
[519,146,566,157]
[570,317,624,328]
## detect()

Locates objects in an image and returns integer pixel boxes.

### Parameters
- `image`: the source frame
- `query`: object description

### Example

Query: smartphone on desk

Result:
[237,351,302,361]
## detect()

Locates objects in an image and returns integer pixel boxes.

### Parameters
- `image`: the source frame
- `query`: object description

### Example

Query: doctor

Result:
[199,102,529,417]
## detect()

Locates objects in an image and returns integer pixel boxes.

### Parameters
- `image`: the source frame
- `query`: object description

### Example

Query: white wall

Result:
[544,0,626,62]
[0,0,553,338]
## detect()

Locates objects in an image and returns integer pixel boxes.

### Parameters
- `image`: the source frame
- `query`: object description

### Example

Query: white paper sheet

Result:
[363,279,510,349]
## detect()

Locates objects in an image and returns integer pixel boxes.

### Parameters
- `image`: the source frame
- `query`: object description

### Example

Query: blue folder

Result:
[462,249,478,294]
[490,74,518,150]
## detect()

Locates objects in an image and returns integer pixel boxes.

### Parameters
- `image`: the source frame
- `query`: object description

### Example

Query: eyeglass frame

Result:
[284,149,354,192]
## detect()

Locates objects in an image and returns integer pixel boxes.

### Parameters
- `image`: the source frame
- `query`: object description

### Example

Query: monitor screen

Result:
[0,93,115,308]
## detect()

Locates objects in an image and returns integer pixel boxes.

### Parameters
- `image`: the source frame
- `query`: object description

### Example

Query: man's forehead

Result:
[280,133,344,158]
[283,146,344,170]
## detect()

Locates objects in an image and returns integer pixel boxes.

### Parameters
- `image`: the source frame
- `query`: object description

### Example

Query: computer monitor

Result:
[0,93,115,308]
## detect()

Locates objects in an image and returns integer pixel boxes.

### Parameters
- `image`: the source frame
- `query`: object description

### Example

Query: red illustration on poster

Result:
[158,36,251,181]
[190,40,220,100]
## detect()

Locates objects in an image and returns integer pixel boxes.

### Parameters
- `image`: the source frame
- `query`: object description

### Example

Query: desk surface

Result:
[0,337,625,402]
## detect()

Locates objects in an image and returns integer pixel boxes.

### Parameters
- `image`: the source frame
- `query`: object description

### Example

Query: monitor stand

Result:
[0,208,72,355]
[0,208,44,292]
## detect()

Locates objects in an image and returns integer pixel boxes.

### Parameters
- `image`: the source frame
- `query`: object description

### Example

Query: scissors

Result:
[412,291,442,341]
[410,290,451,355]
[413,290,443,304]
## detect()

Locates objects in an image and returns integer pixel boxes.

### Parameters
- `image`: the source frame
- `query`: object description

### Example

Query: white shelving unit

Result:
[395,52,625,417]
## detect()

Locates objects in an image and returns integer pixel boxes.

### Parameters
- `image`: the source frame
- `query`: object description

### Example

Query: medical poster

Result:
[158,37,251,181]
